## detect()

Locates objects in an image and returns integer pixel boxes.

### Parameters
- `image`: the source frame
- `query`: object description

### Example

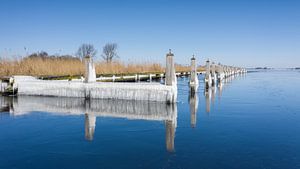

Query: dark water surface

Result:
[1,70,300,169]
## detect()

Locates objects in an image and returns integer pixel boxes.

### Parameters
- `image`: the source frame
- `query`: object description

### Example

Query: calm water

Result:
[1,70,300,169]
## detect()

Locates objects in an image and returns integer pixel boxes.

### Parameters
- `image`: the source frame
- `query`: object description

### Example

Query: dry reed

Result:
[0,57,205,77]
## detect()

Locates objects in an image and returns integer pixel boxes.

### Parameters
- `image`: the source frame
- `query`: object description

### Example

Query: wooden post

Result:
[165,49,176,86]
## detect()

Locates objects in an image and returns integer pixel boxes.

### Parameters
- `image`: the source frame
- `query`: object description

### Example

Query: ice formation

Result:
[16,77,177,103]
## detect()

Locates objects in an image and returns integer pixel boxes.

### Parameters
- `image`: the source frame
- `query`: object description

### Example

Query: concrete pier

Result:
[11,51,178,103]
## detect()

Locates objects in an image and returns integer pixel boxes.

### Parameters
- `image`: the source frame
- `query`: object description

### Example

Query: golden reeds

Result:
[0,57,204,77]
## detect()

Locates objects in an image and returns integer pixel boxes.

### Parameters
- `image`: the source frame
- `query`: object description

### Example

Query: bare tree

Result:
[76,44,97,59]
[101,43,118,63]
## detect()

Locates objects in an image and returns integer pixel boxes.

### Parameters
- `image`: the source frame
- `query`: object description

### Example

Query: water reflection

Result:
[218,81,223,102]
[0,96,177,152]
[205,88,212,113]
[85,113,96,141]
[0,97,13,113]
[189,89,198,128]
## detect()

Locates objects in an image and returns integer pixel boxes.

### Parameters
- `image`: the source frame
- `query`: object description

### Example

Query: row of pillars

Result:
[205,60,247,89]
[84,50,246,92]
[83,50,177,88]
[188,56,247,91]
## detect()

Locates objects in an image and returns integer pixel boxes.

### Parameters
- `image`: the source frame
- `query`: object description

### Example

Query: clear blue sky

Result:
[0,0,299,67]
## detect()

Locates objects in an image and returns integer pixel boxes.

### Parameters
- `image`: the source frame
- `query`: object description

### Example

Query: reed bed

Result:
[0,57,204,77]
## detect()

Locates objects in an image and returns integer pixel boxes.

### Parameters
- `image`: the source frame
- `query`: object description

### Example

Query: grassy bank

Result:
[0,57,204,77]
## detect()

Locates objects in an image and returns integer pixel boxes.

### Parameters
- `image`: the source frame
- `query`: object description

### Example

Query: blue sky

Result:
[0,0,299,67]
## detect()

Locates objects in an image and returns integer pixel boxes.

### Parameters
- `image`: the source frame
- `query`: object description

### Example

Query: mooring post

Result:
[224,66,228,78]
[216,63,223,83]
[211,62,216,86]
[149,74,152,82]
[205,59,212,89]
[84,55,96,83]
[165,49,176,86]
[189,55,198,87]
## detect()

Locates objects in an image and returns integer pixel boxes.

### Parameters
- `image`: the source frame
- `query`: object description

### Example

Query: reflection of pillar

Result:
[189,91,198,128]
[205,89,211,113]
[165,120,176,152]
[0,96,13,113]
[85,113,96,141]
[218,81,223,102]
[211,86,216,105]
[165,103,177,152]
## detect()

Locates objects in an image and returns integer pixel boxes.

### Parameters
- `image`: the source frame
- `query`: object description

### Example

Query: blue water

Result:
[0,70,300,169]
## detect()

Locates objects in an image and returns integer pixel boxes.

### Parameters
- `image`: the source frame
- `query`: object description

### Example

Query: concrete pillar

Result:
[84,55,96,83]
[224,66,228,78]
[165,49,176,86]
[205,59,212,89]
[211,62,217,86]
[189,55,199,89]
[217,63,224,83]
[135,74,138,82]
